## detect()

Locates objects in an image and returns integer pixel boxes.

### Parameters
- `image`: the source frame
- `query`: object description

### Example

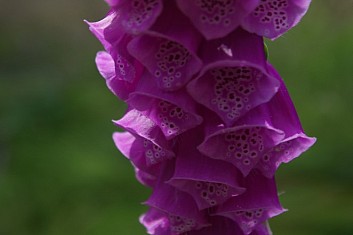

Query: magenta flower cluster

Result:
[87,0,315,234]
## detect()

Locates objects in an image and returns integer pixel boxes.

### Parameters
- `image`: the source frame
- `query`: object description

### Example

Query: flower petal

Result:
[109,36,144,100]
[198,116,284,176]
[252,221,273,235]
[146,163,209,234]
[85,13,115,51]
[127,73,203,139]
[116,0,163,34]
[104,0,121,7]
[140,208,171,235]
[246,64,317,177]
[113,131,175,176]
[128,1,203,91]
[111,36,144,83]
[135,167,158,188]
[256,133,316,178]
[114,108,169,147]
[242,0,312,39]
[176,0,260,39]
[85,10,124,52]
[95,48,143,100]
[167,131,245,210]
[215,171,285,234]
[95,51,116,81]
[261,63,306,136]
[187,29,279,126]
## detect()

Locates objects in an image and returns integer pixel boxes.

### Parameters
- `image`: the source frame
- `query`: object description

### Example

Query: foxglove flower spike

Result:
[88,0,315,233]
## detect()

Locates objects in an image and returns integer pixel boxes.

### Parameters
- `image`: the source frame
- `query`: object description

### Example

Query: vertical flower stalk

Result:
[87,0,315,234]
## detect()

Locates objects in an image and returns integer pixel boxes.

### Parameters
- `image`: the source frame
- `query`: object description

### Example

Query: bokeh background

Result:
[1,1,352,234]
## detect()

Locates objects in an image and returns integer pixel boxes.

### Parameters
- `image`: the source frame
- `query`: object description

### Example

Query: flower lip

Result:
[95,41,144,101]
[127,72,203,139]
[117,0,164,34]
[241,0,312,40]
[167,132,246,210]
[127,1,203,91]
[145,162,210,234]
[198,123,285,176]
[139,208,171,235]
[256,132,316,178]
[265,62,305,135]
[214,171,286,234]
[85,10,125,52]
[93,0,164,41]
[113,108,170,148]
[110,35,145,83]
[278,133,316,164]
[134,167,158,188]
[104,0,121,7]
[176,0,260,40]
[113,131,175,177]
[127,34,202,91]
[95,51,116,81]
[187,60,280,127]
[251,221,273,235]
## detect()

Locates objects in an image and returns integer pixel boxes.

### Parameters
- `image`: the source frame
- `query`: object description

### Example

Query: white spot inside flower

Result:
[217,44,233,57]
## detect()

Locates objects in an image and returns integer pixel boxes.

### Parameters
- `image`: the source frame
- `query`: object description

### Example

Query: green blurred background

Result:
[0,1,352,234]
